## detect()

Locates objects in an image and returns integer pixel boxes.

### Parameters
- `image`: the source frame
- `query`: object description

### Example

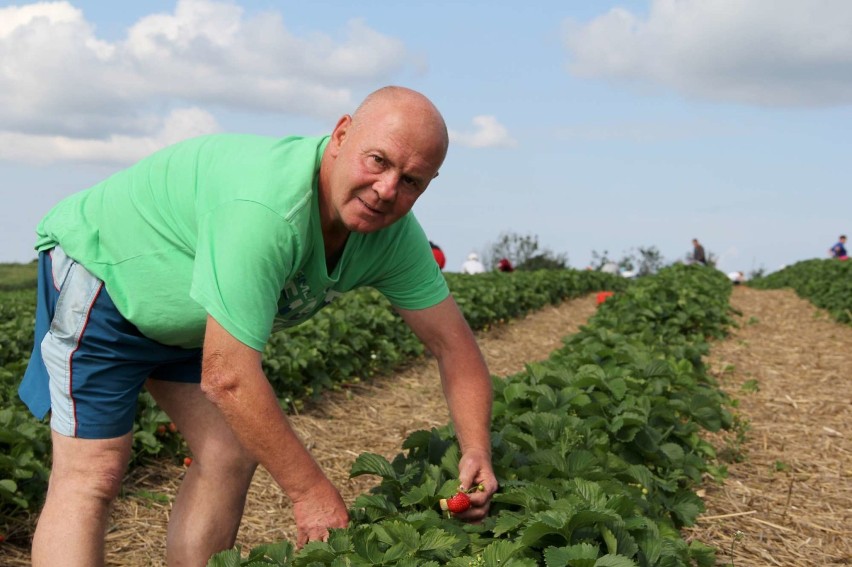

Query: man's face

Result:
[324,109,446,234]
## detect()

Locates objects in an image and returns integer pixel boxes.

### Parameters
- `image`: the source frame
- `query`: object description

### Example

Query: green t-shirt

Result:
[35,134,449,350]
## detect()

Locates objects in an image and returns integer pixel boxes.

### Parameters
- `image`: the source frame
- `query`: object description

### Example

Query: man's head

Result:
[319,86,449,238]
[841,235,847,242]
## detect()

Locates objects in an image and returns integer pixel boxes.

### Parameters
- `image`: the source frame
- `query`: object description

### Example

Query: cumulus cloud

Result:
[0,0,411,163]
[0,107,221,165]
[563,0,852,106]
[450,115,518,149]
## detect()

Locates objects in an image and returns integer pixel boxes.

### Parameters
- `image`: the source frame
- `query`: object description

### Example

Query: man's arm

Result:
[200,316,349,547]
[395,295,498,521]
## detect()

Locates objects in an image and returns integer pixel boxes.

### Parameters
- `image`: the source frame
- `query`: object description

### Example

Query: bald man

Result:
[20,86,497,566]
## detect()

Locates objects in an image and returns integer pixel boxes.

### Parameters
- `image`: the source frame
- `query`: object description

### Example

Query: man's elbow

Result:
[200,354,241,404]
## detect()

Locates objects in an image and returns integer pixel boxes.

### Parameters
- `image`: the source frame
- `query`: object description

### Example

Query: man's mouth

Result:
[358,197,384,215]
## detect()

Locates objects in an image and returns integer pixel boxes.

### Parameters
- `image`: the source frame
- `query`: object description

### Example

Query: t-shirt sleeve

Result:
[370,215,450,310]
[190,201,298,351]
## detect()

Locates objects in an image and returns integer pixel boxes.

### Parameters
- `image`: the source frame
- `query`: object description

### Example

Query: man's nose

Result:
[373,171,400,202]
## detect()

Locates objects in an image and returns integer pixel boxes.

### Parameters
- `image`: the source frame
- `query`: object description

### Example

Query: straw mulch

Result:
[685,286,852,566]
[3,286,849,566]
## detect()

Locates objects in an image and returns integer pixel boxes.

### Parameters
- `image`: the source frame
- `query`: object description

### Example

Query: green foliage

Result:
[0,262,38,292]
[0,269,622,521]
[209,263,733,566]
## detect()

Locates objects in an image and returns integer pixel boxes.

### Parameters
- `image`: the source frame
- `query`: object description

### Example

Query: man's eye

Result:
[403,176,419,189]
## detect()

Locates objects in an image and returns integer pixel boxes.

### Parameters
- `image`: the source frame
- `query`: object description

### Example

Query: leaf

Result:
[349,453,397,481]
[399,476,436,507]
[352,530,385,565]
[492,511,526,537]
[418,527,460,552]
[401,429,433,451]
[481,540,525,564]
[520,511,571,546]
[593,554,637,567]
[604,378,627,400]
[659,443,684,464]
[292,541,337,565]
[377,520,420,550]
[245,541,294,564]
[206,547,243,567]
[0,478,18,493]
[671,491,705,527]
[543,542,598,567]
[600,525,617,555]
[688,540,717,567]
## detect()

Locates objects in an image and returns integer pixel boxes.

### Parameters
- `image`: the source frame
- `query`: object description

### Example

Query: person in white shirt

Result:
[461,252,486,274]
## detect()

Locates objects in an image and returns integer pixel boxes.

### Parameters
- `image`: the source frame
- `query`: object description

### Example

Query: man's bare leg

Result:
[31,431,132,567]
[146,380,258,567]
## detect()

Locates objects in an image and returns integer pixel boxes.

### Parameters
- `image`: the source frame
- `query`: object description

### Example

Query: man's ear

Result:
[328,114,352,157]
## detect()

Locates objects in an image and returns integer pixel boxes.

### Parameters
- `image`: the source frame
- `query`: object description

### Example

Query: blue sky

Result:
[2,0,850,274]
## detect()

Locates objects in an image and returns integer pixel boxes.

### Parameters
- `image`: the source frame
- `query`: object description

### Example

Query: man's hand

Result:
[396,297,497,524]
[291,478,350,548]
[452,448,498,523]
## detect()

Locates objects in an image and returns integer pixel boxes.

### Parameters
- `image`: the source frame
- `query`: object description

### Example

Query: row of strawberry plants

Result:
[0,269,623,530]
[748,258,852,324]
[209,264,736,566]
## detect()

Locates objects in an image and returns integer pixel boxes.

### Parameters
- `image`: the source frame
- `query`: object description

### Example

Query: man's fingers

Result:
[296,527,331,549]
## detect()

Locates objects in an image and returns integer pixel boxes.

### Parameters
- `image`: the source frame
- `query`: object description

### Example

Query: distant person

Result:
[691,239,707,265]
[727,271,745,285]
[829,235,848,260]
[429,240,446,269]
[461,252,486,274]
[600,261,620,275]
[497,258,514,272]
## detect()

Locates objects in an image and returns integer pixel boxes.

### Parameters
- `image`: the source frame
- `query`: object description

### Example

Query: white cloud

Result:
[450,115,518,149]
[0,107,221,165]
[563,0,852,106]
[0,0,411,162]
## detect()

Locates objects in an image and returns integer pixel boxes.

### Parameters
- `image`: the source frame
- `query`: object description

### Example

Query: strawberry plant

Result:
[209,264,732,566]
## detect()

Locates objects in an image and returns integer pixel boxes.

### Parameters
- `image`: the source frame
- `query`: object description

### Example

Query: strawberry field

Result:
[1,260,850,565]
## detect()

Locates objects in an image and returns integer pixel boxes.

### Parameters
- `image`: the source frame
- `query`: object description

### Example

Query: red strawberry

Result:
[439,491,471,514]
[183,457,193,467]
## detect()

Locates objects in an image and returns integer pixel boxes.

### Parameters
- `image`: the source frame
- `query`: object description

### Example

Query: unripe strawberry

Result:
[439,491,471,514]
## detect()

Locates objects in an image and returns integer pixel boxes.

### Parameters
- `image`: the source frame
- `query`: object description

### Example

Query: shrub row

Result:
[0,269,623,531]
[209,264,737,566]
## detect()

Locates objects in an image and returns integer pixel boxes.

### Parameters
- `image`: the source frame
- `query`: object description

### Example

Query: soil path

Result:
[3,287,850,566]
[687,286,852,566]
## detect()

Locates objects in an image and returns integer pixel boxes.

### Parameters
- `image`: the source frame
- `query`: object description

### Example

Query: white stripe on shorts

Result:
[41,247,104,437]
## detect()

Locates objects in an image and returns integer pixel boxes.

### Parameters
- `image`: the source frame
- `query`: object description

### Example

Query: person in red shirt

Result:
[497,258,514,272]
[430,241,446,269]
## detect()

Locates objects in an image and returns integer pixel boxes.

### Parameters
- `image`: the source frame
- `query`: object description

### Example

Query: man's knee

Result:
[48,434,131,505]
[193,443,257,486]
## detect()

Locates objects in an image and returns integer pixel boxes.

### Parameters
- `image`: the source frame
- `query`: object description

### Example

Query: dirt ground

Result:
[686,286,851,566]
[2,286,850,566]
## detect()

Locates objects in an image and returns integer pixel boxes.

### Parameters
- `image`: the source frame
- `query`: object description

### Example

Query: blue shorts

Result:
[18,247,202,439]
